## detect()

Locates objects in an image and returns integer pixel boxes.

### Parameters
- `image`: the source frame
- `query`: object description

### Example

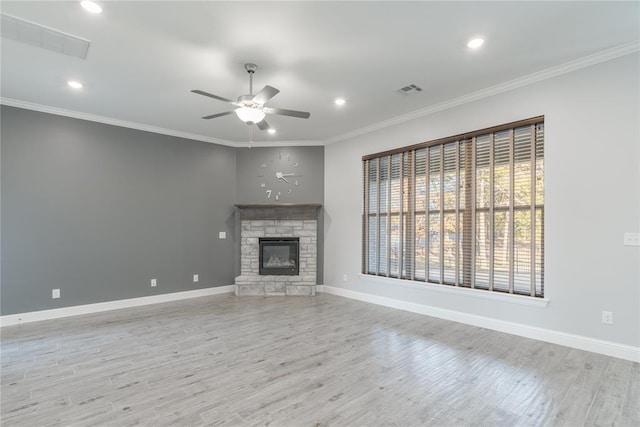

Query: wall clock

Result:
[258,151,302,201]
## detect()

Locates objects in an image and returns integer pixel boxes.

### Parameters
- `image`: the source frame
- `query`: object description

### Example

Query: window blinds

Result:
[362,117,544,297]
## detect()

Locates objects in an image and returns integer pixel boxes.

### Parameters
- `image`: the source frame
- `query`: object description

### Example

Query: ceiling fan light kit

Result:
[235,106,265,124]
[192,63,310,134]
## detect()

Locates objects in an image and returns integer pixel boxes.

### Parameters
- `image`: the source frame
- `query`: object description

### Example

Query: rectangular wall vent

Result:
[1,13,90,59]
[398,83,423,95]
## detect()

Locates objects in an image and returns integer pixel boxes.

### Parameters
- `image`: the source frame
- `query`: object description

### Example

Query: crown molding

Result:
[326,40,640,144]
[0,97,235,145]
[3,41,638,147]
[227,140,325,148]
[0,97,325,148]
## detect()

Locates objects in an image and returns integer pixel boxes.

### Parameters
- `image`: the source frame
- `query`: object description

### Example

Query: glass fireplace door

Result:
[259,238,300,275]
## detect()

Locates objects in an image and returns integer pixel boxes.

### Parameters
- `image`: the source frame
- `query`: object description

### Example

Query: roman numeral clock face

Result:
[258,152,302,201]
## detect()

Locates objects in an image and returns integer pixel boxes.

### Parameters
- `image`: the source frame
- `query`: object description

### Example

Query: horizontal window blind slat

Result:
[363,119,544,298]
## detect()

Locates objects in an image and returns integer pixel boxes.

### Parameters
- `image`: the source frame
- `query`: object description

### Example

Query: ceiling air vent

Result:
[1,13,90,59]
[398,84,423,95]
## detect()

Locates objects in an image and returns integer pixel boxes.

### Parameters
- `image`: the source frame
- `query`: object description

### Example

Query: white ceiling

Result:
[1,1,638,146]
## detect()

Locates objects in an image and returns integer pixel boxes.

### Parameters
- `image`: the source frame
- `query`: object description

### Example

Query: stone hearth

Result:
[235,204,320,296]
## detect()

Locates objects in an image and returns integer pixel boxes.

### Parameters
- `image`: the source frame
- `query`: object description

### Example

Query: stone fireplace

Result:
[235,204,320,296]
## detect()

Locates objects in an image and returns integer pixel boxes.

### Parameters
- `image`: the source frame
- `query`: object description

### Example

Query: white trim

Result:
[0,98,229,146]
[358,273,549,308]
[326,41,640,144]
[0,286,235,327]
[320,285,640,363]
[0,98,324,148]
[2,42,638,148]
[232,140,324,148]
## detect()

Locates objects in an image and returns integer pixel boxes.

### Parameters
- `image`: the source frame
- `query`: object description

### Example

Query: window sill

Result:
[358,274,550,308]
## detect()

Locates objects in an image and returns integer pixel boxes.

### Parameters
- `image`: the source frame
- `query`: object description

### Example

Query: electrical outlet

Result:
[193,274,199,283]
[151,278,157,287]
[219,231,226,239]
[602,311,613,325]
[623,232,640,246]
[343,274,348,281]
[52,289,60,299]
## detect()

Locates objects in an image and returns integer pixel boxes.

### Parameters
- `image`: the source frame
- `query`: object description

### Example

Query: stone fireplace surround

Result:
[235,204,321,296]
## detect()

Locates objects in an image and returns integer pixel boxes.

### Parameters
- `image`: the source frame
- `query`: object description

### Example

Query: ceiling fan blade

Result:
[252,85,280,104]
[191,89,234,104]
[256,119,270,131]
[201,111,235,120]
[263,107,310,119]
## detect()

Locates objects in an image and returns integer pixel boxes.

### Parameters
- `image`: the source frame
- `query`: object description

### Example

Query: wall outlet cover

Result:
[52,289,60,299]
[219,231,226,239]
[193,274,199,283]
[623,232,640,246]
[151,279,157,287]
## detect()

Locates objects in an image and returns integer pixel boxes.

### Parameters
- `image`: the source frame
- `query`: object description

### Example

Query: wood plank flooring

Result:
[1,293,638,426]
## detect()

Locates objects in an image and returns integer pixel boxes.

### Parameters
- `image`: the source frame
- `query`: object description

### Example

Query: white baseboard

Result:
[5,284,637,362]
[320,285,640,363]
[0,286,235,327]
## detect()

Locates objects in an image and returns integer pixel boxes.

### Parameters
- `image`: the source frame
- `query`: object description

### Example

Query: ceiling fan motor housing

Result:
[237,94,256,104]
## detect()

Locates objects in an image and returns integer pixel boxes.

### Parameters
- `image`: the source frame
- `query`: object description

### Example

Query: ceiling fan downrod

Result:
[245,63,258,96]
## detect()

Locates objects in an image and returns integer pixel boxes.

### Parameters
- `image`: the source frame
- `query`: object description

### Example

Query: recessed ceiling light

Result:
[267,128,276,134]
[467,38,485,49]
[67,80,83,89]
[334,98,346,106]
[81,1,102,14]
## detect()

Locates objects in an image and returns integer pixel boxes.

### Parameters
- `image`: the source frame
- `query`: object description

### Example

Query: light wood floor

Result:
[1,293,638,426]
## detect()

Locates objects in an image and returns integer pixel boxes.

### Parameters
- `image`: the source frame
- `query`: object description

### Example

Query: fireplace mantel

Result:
[235,204,321,220]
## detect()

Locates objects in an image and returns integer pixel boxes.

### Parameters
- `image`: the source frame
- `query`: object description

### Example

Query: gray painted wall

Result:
[1,106,237,315]
[235,146,324,205]
[235,146,325,283]
[324,54,640,347]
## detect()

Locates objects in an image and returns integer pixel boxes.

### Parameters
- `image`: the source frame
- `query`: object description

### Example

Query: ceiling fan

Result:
[191,63,310,131]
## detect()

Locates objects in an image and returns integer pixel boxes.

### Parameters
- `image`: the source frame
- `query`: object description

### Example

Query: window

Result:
[363,117,544,297]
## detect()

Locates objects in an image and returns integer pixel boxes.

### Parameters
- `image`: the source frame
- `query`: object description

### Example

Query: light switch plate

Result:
[219,231,226,239]
[623,232,640,246]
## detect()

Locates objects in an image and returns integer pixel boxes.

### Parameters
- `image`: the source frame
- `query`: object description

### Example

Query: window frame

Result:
[362,116,545,298]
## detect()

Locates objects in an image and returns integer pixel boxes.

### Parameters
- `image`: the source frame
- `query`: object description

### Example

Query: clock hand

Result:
[275,172,290,183]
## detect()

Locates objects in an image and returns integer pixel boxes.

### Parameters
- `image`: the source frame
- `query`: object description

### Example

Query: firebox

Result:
[259,237,299,276]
